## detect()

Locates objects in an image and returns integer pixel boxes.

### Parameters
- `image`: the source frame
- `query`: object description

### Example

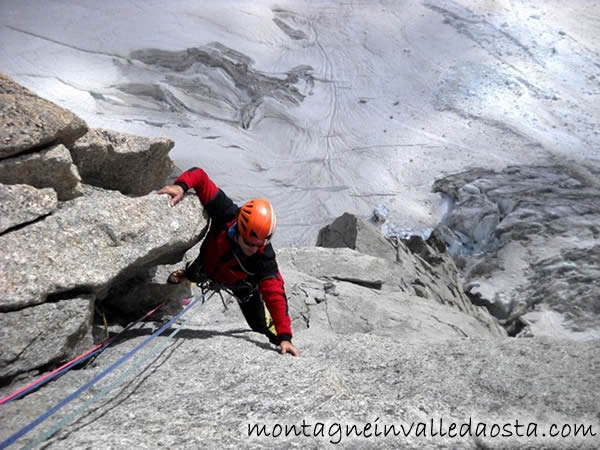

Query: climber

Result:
[158,167,299,356]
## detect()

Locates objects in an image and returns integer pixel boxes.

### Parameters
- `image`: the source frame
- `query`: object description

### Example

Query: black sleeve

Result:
[256,244,279,281]
[204,189,239,225]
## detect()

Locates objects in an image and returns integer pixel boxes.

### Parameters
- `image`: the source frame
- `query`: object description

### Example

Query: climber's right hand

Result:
[158,184,185,207]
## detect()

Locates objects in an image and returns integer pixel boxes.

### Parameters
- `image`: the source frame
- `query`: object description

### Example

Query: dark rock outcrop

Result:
[114,43,315,129]
[317,212,397,261]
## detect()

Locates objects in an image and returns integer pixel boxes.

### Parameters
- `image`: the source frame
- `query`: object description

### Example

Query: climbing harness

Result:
[0,289,214,450]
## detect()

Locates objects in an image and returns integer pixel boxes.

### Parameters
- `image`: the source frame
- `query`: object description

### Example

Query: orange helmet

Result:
[237,198,277,246]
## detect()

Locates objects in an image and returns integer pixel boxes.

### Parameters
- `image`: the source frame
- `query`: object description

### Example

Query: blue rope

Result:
[24,310,199,449]
[0,293,207,450]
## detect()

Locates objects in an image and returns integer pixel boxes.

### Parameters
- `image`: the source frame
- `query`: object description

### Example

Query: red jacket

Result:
[175,167,293,341]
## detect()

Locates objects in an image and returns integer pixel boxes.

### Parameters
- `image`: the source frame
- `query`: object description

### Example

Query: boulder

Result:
[0,144,84,200]
[0,73,87,159]
[0,297,94,380]
[0,187,206,312]
[70,128,175,196]
[0,184,57,233]
[317,212,397,262]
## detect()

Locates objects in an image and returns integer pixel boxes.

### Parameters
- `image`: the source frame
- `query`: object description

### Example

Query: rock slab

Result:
[0,188,205,312]
[71,128,175,196]
[0,184,57,233]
